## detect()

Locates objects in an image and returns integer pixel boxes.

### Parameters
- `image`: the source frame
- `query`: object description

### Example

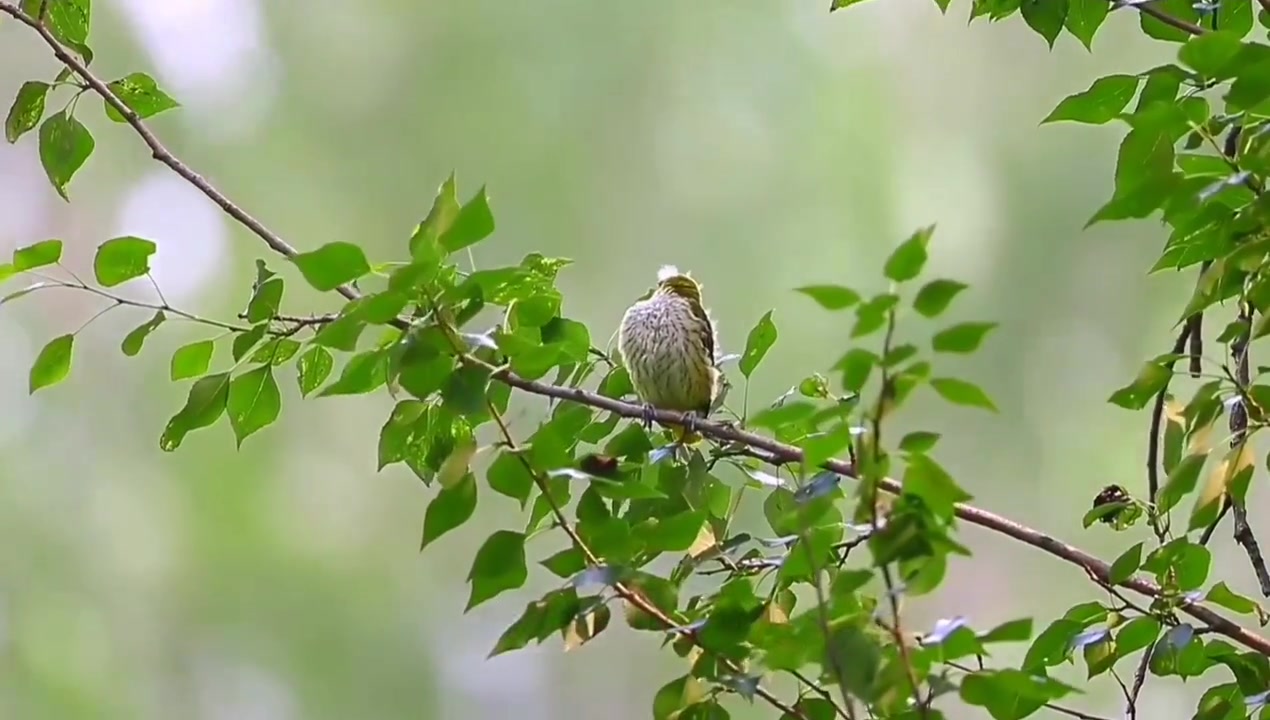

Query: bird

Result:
[617,265,722,445]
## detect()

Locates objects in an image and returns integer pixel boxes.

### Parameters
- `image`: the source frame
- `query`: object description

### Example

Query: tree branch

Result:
[7,0,1269,661]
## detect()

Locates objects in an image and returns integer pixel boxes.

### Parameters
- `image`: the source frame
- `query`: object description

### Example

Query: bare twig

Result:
[1226,304,1270,595]
[1113,0,1207,35]
[1146,325,1191,540]
[1125,644,1152,720]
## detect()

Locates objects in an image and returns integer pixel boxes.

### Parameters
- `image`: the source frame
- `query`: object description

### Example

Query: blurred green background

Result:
[0,1,1251,718]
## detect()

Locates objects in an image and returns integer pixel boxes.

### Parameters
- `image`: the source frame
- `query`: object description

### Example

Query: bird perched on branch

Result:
[618,265,723,444]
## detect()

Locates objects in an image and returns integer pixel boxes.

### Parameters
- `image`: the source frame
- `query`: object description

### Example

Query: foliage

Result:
[3,0,1270,719]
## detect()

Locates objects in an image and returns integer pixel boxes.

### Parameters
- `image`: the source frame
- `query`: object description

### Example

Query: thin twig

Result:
[1126,644,1152,720]
[1227,304,1270,595]
[423,296,808,720]
[7,0,1268,659]
[1146,325,1191,540]
[1115,0,1207,35]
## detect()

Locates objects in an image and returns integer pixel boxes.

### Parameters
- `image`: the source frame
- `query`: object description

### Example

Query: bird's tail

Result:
[675,426,704,445]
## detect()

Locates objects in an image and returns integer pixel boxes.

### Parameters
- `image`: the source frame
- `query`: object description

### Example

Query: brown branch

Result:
[1227,304,1270,595]
[1115,0,1207,35]
[0,1,359,303]
[1146,325,1191,540]
[7,0,1269,660]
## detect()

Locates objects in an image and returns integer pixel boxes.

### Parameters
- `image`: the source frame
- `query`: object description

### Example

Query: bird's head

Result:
[655,265,704,303]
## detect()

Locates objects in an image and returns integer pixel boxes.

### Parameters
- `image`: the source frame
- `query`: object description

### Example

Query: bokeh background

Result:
[0,1,1255,718]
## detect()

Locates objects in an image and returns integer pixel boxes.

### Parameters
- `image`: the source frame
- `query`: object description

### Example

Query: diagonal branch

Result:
[6,0,1270,660]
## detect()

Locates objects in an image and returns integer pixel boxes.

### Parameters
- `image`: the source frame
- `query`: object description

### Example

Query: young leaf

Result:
[171,340,215,381]
[159,373,231,451]
[421,473,479,550]
[438,187,496,254]
[29,333,74,393]
[932,322,998,353]
[94,236,156,287]
[226,365,282,446]
[12,239,62,270]
[930,377,998,412]
[104,72,180,122]
[913,279,968,318]
[884,226,934,282]
[466,530,528,610]
[38,110,94,200]
[5,80,50,143]
[1042,75,1140,124]
[297,346,334,397]
[795,284,861,310]
[246,277,284,323]
[292,242,371,292]
[739,310,777,378]
[121,310,165,356]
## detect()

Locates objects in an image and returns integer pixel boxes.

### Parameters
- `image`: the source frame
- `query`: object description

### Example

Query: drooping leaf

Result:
[1021,0,1068,48]
[226,365,281,446]
[466,530,528,610]
[121,310,165,356]
[5,80,50,143]
[297,346,334,397]
[421,473,478,549]
[159,373,231,451]
[37,110,94,200]
[1064,0,1109,50]
[29,333,74,393]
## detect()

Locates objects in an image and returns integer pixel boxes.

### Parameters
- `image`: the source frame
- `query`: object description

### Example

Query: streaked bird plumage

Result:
[618,265,721,443]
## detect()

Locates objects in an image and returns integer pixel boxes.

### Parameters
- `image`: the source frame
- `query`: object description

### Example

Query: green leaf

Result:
[38,110,94,200]
[1206,581,1261,615]
[961,669,1077,720]
[1115,617,1161,658]
[980,618,1034,644]
[899,431,941,453]
[466,530,528,610]
[638,510,706,553]
[932,322,998,353]
[250,338,300,365]
[0,264,13,284]
[837,347,877,393]
[1219,0,1253,38]
[441,364,492,417]
[410,174,460,262]
[1158,452,1206,513]
[24,0,90,46]
[121,310,165,356]
[1108,542,1144,584]
[318,349,387,397]
[159,373,231,451]
[312,314,366,352]
[13,239,62,271]
[830,0,877,9]
[1064,0,1109,50]
[171,340,215,381]
[421,473,478,549]
[1107,361,1172,410]
[1178,32,1244,77]
[297,346,334,397]
[246,277,284,323]
[5,80,50,143]
[913,279,968,318]
[1021,0,1068,47]
[738,310,777,378]
[795,284,861,310]
[541,548,586,578]
[231,324,266,362]
[903,454,974,519]
[226,365,281,447]
[852,294,899,338]
[104,72,179,122]
[29,333,73,393]
[439,186,496,254]
[487,452,535,506]
[1140,0,1203,42]
[94,236,156,287]
[884,225,934,282]
[1042,75,1140,124]
[930,377,998,412]
[292,242,371,292]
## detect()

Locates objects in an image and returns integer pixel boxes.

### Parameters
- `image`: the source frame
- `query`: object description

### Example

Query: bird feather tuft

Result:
[657,265,683,282]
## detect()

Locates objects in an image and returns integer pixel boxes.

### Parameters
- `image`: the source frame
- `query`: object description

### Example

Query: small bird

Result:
[618,265,722,444]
